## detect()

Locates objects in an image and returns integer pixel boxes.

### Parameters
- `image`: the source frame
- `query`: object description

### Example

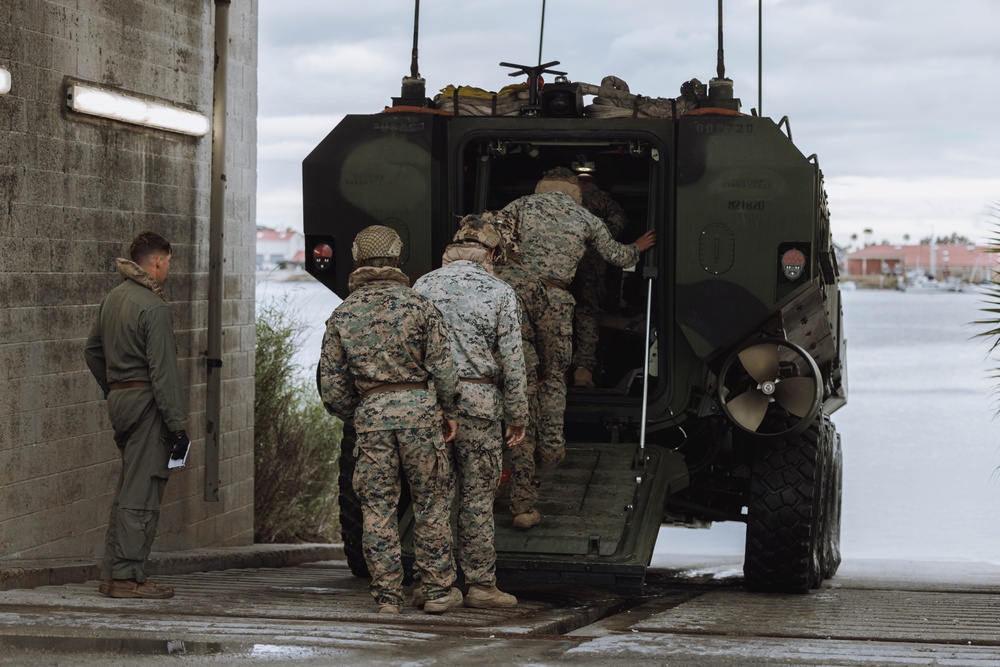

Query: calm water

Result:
[258,276,1000,564]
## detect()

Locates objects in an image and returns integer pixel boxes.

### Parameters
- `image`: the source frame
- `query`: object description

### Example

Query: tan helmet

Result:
[452,214,502,250]
[534,166,582,204]
[351,225,403,264]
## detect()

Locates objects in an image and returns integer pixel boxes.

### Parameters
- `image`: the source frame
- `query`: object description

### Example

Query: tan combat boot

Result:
[105,579,174,599]
[572,366,595,388]
[512,508,542,529]
[465,584,517,609]
[423,587,464,614]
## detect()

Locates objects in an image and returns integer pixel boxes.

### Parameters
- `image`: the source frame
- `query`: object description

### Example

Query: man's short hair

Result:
[130,231,172,265]
[535,167,582,204]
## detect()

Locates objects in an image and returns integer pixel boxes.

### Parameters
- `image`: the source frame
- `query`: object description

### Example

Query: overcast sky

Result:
[256,0,1000,247]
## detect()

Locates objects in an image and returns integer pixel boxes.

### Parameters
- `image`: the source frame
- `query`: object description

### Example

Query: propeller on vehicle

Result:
[719,339,823,438]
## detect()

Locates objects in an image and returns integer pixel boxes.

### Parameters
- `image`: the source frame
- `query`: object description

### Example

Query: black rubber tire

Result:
[819,417,843,580]
[743,412,825,593]
[337,423,370,578]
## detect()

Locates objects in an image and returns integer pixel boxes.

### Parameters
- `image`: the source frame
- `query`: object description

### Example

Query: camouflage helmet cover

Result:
[486,209,521,261]
[351,225,403,262]
[452,214,502,249]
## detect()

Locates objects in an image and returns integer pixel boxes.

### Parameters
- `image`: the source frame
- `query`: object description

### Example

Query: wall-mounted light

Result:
[0,68,11,95]
[66,83,209,136]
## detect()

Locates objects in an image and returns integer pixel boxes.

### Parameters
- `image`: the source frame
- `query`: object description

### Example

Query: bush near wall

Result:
[254,300,341,542]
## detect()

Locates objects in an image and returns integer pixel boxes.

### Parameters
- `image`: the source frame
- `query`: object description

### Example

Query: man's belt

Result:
[362,381,428,398]
[108,380,152,391]
[543,279,570,290]
[460,376,495,384]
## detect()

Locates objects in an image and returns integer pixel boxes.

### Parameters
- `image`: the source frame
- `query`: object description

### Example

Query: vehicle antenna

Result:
[395,0,427,107]
[716,0,725,80]
[758,0,763,116]
[538,0,547,66]
[410,0,421,79]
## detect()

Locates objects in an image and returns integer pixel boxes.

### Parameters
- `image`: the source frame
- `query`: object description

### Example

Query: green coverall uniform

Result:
[84,261,187,583]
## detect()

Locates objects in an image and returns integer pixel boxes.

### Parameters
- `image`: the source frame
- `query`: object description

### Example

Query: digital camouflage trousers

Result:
[507,342,539,516]
[536,298,573,468]
[453,416,504,586]
[354,426,456,606]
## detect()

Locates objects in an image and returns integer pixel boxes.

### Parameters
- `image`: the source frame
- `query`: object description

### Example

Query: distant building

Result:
[256,227,305,269]
[844,244,997,282]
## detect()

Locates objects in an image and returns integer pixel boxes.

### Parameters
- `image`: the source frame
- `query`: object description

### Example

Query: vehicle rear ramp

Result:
[492,441,688,595]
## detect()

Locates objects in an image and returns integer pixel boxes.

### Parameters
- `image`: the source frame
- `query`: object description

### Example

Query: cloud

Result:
[257,187,304,232]
[829,175,1000,245]
[256,1,1000,242]
[258,114,343,144]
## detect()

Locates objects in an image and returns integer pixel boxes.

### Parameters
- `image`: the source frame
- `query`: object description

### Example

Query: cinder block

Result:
[1,0,257,560]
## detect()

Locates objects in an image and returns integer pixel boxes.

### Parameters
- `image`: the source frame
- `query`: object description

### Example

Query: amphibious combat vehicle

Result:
[304,3,846,594]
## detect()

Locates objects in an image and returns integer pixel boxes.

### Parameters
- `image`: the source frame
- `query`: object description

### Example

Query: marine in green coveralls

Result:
[84,231,188,600]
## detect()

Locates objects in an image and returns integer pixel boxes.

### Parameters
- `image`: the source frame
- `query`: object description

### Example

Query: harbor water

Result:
[257,275,1000,565]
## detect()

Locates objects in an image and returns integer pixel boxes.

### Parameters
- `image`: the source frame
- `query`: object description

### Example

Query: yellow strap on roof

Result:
[437,83,529,99]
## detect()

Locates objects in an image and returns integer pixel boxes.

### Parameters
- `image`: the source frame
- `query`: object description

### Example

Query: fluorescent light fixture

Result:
[67,83,209,136]
[0,68,11,95]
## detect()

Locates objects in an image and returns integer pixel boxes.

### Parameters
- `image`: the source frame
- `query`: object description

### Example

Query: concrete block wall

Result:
[0,1,258,559]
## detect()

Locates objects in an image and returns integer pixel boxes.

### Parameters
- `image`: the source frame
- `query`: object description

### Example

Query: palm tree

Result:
[974,203,1000,414]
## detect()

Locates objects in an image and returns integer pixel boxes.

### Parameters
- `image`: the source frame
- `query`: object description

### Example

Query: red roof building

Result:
[256,227,305,268]
[844,243,997,281]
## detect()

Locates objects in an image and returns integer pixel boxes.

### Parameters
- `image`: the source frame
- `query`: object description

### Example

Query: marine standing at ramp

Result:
[499,169,656,470]
[319,225,463,615]
[84,231,188,600]
[414,215,529,608]
[490,211,551,530]
[570,171,630,389]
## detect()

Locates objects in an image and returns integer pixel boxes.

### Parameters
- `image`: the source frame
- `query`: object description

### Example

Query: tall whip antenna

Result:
[395,0,427,107]
[758,0,763,115]
[716,0,725,79]
[538,0,547,65]
[410,0,421,78]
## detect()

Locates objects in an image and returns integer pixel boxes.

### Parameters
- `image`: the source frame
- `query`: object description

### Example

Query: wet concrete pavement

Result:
[2,548,1000,666]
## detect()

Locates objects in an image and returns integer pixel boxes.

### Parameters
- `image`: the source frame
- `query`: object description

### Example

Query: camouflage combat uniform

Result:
[499,191,640,467]
[571,180,630,373]
[492,257,550,517]
[319,264,461,608]
[413,256,529,587]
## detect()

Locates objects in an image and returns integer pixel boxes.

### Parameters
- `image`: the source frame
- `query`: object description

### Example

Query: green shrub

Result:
[254,299,341,542]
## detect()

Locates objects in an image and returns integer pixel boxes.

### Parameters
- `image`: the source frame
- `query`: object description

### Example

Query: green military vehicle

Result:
[304,5,846,595]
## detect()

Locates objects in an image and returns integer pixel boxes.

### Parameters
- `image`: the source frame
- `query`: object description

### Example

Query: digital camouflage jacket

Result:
[413,260,528,426]
[319,266,460,432]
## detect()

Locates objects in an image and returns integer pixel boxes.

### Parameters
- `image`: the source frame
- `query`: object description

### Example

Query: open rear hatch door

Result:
[402,441,687,595]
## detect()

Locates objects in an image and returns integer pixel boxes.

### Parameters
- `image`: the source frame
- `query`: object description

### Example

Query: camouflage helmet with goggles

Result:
[488,209,521,261]
[351,225,403,265]
[452,214,502,250]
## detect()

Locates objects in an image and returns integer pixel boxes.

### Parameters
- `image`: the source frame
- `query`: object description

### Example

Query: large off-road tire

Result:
[743,412,826,593]
[337,423,370,578]
[819,417,843,580]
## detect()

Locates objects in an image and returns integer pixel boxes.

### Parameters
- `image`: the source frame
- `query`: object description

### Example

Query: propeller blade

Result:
[773,376,818,418]
[738,344,780,384]
[727,390,770,432]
